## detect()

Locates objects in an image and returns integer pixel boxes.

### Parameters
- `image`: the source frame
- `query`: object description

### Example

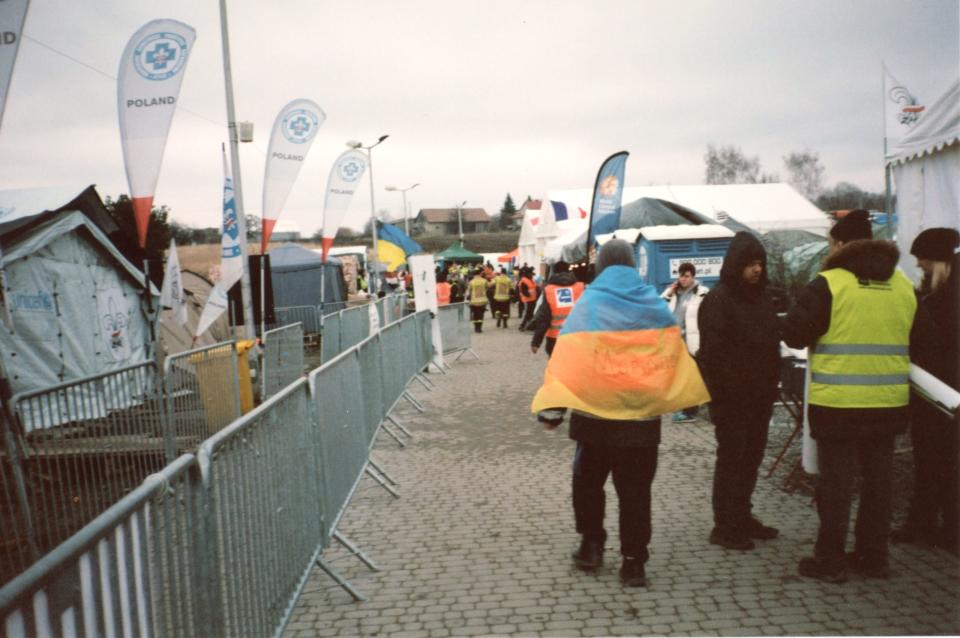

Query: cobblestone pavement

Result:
[285,320,960,637]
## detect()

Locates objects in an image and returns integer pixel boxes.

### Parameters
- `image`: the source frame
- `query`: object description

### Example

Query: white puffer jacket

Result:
[661,282,709,355]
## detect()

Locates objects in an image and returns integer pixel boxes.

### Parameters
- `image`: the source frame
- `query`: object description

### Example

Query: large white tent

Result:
[533,183,827,266]
[888,79,960,282]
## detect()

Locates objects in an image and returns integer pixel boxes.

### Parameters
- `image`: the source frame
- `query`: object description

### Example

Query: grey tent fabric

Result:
[618,197,714,228]
[268,243,346,308]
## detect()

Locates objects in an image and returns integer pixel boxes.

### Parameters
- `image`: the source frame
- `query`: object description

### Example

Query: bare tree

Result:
[783,150,825,200]
[704,145,778,184]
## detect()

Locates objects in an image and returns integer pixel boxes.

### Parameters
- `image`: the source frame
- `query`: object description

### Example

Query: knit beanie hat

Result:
[910,227,960,262]
[829,209,872,242]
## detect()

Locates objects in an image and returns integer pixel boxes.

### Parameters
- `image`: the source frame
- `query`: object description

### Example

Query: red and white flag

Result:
[117,19,196,248]
[261,98,325,253]
[320,149,367,261]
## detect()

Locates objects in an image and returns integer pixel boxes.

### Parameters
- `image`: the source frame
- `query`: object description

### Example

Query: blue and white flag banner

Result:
[586,151,629,249]
[0,0,30,133]
[196,150,243,337]
[160,238,187,326]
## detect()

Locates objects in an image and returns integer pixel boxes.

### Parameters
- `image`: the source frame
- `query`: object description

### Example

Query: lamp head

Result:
[345,140,362,149]
[385,186,397,191]
[377,134,390,144]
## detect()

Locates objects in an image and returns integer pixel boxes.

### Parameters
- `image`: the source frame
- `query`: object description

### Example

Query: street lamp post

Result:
[456,200,467,244]
[385,182,420,236]
[347,135,389,296]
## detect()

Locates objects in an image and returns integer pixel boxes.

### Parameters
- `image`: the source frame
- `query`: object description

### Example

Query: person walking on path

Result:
[468,269,491,333]
[698,232,782,551]
[661,261,710,423]
[492,267,513,328]
[891,228,959,554]
[518,268,539,331]
[530,261,584,357]
[532,239,710,588]
[782,210,935,583]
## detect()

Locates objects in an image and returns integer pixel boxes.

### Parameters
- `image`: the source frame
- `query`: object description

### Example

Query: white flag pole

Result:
[218,0,255,340]
[882,62,893,237]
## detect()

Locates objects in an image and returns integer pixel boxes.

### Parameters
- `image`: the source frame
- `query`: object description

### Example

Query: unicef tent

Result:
[0,185,159,398]
[888,79,960,282]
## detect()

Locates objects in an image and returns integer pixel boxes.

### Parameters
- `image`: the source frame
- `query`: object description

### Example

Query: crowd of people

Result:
[522,212,958,589]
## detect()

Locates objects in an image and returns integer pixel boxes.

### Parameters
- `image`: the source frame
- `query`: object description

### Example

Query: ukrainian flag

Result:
[377,221,423,270]
[531,265,710,419]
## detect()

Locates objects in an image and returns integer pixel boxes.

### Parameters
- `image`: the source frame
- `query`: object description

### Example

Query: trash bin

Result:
[235,339,256,414]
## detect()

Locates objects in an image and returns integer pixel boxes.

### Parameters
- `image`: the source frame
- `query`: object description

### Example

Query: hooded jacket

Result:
[697,232,781,411]
[782,239,937,438]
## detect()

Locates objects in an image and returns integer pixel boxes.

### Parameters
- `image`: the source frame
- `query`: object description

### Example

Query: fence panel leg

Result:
[364,464,400,499]
[415,373,435,389]
[334,531,379,571]
[367,457,399,486]
[386,415,412,439]
[380,421,407,448]
[402,391,424,413]
[315,558,366,602]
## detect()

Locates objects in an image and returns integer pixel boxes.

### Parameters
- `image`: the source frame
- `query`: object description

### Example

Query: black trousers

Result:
[469,304,485,331]
[814,432,895,566]
[710,402,773,534]
[905,401,959,544]
[492,300,510,323]
[520,301,537,329]
[544,337,557,357]
[572,442,658,561]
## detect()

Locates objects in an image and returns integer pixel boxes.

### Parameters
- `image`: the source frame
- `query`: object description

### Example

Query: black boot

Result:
[619,557,647,587]
[572,538,604,571]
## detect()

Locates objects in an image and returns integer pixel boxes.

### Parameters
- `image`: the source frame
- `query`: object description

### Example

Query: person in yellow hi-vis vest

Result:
[468,269,491,333]
[492,267,513,328]
[783,210,936,583]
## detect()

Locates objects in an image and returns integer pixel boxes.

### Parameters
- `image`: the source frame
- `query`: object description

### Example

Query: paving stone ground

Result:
[285,321,960,637]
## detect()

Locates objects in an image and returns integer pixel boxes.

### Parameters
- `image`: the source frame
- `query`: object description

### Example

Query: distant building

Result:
[410,208,491,235]
[510,199,541,230]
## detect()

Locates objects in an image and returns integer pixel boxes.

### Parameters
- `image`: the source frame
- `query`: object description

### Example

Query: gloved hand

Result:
[537,408,566,430]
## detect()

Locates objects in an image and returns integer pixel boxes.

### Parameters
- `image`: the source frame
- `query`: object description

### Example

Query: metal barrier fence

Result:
[1,363,165,584]
[198,379,322,637]
[338,305,371,354]
[438,302,473,357]
[262,323,305,401]
[1,310,436,635]
[163,341,241,445]
[275,305,321,335]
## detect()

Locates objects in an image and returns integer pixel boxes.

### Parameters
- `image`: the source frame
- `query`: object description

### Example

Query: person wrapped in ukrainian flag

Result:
[531,238,710,588]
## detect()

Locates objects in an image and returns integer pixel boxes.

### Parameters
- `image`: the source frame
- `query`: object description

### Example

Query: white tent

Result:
[517,207,541,268]
[0,185,159,402]
[538,183,828,240]
[888,79,960,282]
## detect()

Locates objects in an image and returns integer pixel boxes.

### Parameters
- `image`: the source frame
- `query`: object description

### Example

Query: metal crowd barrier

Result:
[262,323,305,401]
[163,341,241,443]
[197,379,322,637]
[338,305,371,354]
[437,302,475,359]
[275,305,321,335]
[1,363,165,584]
[1,310,436,633]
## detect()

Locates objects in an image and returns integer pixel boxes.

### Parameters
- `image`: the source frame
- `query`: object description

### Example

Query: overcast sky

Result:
[1,0,957,235]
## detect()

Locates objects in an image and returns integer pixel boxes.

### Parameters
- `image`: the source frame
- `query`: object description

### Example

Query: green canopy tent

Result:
[435,240,484,267]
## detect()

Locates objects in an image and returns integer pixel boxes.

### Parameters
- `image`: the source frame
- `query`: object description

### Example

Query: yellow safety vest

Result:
[469,277,488,306]
[808,268,916,409]
[493,275,512,301]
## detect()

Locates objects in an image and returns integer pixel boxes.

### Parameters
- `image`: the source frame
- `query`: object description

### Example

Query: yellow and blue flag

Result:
[531,264,710,419]
[377,221,422,270]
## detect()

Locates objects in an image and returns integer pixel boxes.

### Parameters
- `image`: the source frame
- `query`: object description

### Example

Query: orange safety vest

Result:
[436,282,451,305]
[545,282,585,338]
[519,276,538,303]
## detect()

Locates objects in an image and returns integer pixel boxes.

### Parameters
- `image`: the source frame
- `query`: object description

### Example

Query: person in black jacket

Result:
[892,228,959,553]
[697,232,782,551]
